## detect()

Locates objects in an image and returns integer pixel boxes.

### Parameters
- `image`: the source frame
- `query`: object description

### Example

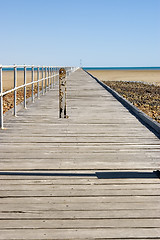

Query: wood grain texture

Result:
[0,69,160,239]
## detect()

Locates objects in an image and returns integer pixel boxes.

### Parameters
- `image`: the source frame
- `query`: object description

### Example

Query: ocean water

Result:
[83,67,160,70]
[3,67,160,71]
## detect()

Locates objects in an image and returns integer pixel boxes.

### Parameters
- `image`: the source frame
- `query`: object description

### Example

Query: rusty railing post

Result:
[0,66,3,128]
[59,68,67,118]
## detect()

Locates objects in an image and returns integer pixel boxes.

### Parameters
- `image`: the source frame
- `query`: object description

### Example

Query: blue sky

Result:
[0,0,159,67]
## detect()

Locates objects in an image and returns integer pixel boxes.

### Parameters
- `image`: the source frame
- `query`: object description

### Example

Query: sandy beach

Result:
[87,70,160,85]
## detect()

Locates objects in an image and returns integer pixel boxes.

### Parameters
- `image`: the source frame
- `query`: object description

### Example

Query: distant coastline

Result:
[83,67,160,71]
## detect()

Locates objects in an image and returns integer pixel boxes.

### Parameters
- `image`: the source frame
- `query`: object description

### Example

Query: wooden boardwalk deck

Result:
[0,68,160,239]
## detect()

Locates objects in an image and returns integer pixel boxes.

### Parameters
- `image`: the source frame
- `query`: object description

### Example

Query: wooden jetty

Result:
[0,68,160,239]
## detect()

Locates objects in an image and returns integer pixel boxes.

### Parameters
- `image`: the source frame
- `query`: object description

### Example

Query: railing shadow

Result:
[96,171,160,179]
[0,172,95,177]
[0,171,159,179]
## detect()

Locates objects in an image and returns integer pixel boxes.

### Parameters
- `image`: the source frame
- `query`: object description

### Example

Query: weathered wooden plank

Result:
[1,189,160,197]
[1,152,159,159]
[1,136,159,143]
[0,209,160,219]
[1,142,159,148]
[0,202,160,211]
[0,177,159,184]
[0,162,159,170]
[0,219,160,229]
[1,183,160,190]
[0,178,159,184]
[0,228,160,239]
[1,196,160,204]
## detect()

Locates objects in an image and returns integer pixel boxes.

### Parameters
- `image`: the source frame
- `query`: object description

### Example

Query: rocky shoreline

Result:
[103,81,160,123]
[3,86,39,114]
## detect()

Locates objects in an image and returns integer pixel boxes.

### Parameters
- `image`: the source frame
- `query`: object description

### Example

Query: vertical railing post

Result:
[24,66,27,109]
[55,68,57,84]
[32,66,34,103]
[0,66,3,129]
[37,66,40,98]
[45,67,47,93]
[50,67,51,89]
[48,67,50,90]
[50,67,52,89]
[54,68,56,85]
[57,68,59,84]
[49,67,51,89]
[53,67,55,87]
[14,65,17,116]
[42,67,44,95]
[53,67,54,88]
[51,67,53,89]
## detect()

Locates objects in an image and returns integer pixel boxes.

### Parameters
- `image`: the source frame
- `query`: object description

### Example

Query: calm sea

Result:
[3,67,160,71]
[83,67,160,70]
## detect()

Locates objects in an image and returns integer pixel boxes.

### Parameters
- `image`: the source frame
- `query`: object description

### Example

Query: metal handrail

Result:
[0,65,78,128]
[0,74,59,97]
